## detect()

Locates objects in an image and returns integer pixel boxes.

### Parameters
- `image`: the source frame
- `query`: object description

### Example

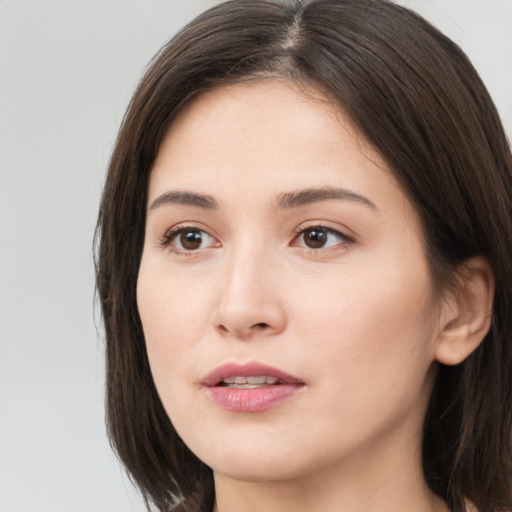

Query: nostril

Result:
[254,322,270,329]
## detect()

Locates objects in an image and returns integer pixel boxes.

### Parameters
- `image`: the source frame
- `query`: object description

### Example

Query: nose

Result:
[211,246,286,340]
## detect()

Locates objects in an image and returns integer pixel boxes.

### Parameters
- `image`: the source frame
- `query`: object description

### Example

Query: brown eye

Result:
[163,227,217,252]
[179,229,204,250]
[293,225,352,251]
[303,228,328,248]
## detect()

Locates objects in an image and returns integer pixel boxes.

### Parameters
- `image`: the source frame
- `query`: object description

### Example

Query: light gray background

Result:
[0,1,510,511]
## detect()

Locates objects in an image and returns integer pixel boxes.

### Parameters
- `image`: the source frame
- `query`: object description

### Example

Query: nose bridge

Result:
[213,237,285,338]
[225,242,262,298]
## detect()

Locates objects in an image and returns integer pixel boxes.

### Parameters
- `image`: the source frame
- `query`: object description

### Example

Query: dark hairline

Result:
[95,1,512,510]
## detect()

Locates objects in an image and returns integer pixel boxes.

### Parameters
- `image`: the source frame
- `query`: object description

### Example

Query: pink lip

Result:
[202,361,305,413]
[202,361,304,387]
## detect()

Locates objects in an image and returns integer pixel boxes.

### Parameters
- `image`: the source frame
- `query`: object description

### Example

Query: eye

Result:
[293,226,352,250]
[161,226,218,252]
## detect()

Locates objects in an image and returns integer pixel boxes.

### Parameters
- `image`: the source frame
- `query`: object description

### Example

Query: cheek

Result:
[291,253,438,402]
[137,269,215,439]
[136,261,210,388]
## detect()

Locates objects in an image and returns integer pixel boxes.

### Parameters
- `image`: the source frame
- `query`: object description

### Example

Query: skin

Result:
[137,80,472,512]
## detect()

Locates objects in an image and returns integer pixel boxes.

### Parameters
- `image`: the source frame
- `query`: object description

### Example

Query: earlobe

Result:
[435,256,495,366]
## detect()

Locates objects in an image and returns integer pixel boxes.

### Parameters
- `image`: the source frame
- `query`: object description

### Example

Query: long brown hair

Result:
[95,1,512,510]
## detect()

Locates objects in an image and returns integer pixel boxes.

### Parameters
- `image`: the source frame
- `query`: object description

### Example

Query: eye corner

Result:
[291,223,355,253]
[158,224,221,255]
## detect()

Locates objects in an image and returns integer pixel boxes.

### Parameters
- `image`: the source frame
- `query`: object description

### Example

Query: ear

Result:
[435,256,495,366]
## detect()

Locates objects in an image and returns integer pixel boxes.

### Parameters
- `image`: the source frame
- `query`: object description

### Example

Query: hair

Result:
[95,1,512,511]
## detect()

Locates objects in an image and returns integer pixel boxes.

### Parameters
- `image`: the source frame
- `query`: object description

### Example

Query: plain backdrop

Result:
[0,1,510,511]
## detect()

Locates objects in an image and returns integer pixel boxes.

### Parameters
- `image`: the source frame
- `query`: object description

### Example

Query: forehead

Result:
[149,80,411,218]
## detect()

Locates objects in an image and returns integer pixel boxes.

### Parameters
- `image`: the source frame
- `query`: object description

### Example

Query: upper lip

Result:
[202,361,304,387]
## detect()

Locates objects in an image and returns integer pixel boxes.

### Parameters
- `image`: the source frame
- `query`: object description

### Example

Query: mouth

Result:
[219,375,280,388]
[202,362,305,412]
[202,361,304,388]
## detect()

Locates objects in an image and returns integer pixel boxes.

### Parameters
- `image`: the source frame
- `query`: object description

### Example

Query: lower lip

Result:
[206,384,303,412]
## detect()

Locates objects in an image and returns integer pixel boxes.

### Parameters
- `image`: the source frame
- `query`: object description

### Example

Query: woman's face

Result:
[137,81,446,484]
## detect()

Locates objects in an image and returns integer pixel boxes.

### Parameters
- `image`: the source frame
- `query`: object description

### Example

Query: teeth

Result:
[221,375,280,387]
[247,376,267,384]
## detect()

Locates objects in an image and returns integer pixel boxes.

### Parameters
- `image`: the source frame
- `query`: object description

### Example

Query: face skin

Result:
[137,81,452,512]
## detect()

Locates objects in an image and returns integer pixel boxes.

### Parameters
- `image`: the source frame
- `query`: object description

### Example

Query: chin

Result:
[193,436,322,484]
[211,458,304,483]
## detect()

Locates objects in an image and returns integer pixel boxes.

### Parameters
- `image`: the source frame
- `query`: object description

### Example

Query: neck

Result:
[211,430,449,512]
[213,471,447,512]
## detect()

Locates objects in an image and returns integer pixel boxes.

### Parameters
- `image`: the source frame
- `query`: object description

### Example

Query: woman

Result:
[95,1,512,511]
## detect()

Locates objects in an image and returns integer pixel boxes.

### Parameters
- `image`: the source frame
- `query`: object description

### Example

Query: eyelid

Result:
[156,221,355,255]
[291,222,355,251]
[158,223,220,254]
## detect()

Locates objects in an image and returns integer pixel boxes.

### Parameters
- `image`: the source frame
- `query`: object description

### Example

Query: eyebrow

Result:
[149,191,218,210]
[149,186,377,212]
[275,187,377,210]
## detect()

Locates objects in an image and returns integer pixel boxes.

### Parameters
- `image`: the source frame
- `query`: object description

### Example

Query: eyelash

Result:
[291,224,354,253]
[159,223,354,255]
[158,224,218,256]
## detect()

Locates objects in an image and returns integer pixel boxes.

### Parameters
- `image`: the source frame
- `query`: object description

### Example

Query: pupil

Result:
[180,230,202,250]
[305,228,327,248]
